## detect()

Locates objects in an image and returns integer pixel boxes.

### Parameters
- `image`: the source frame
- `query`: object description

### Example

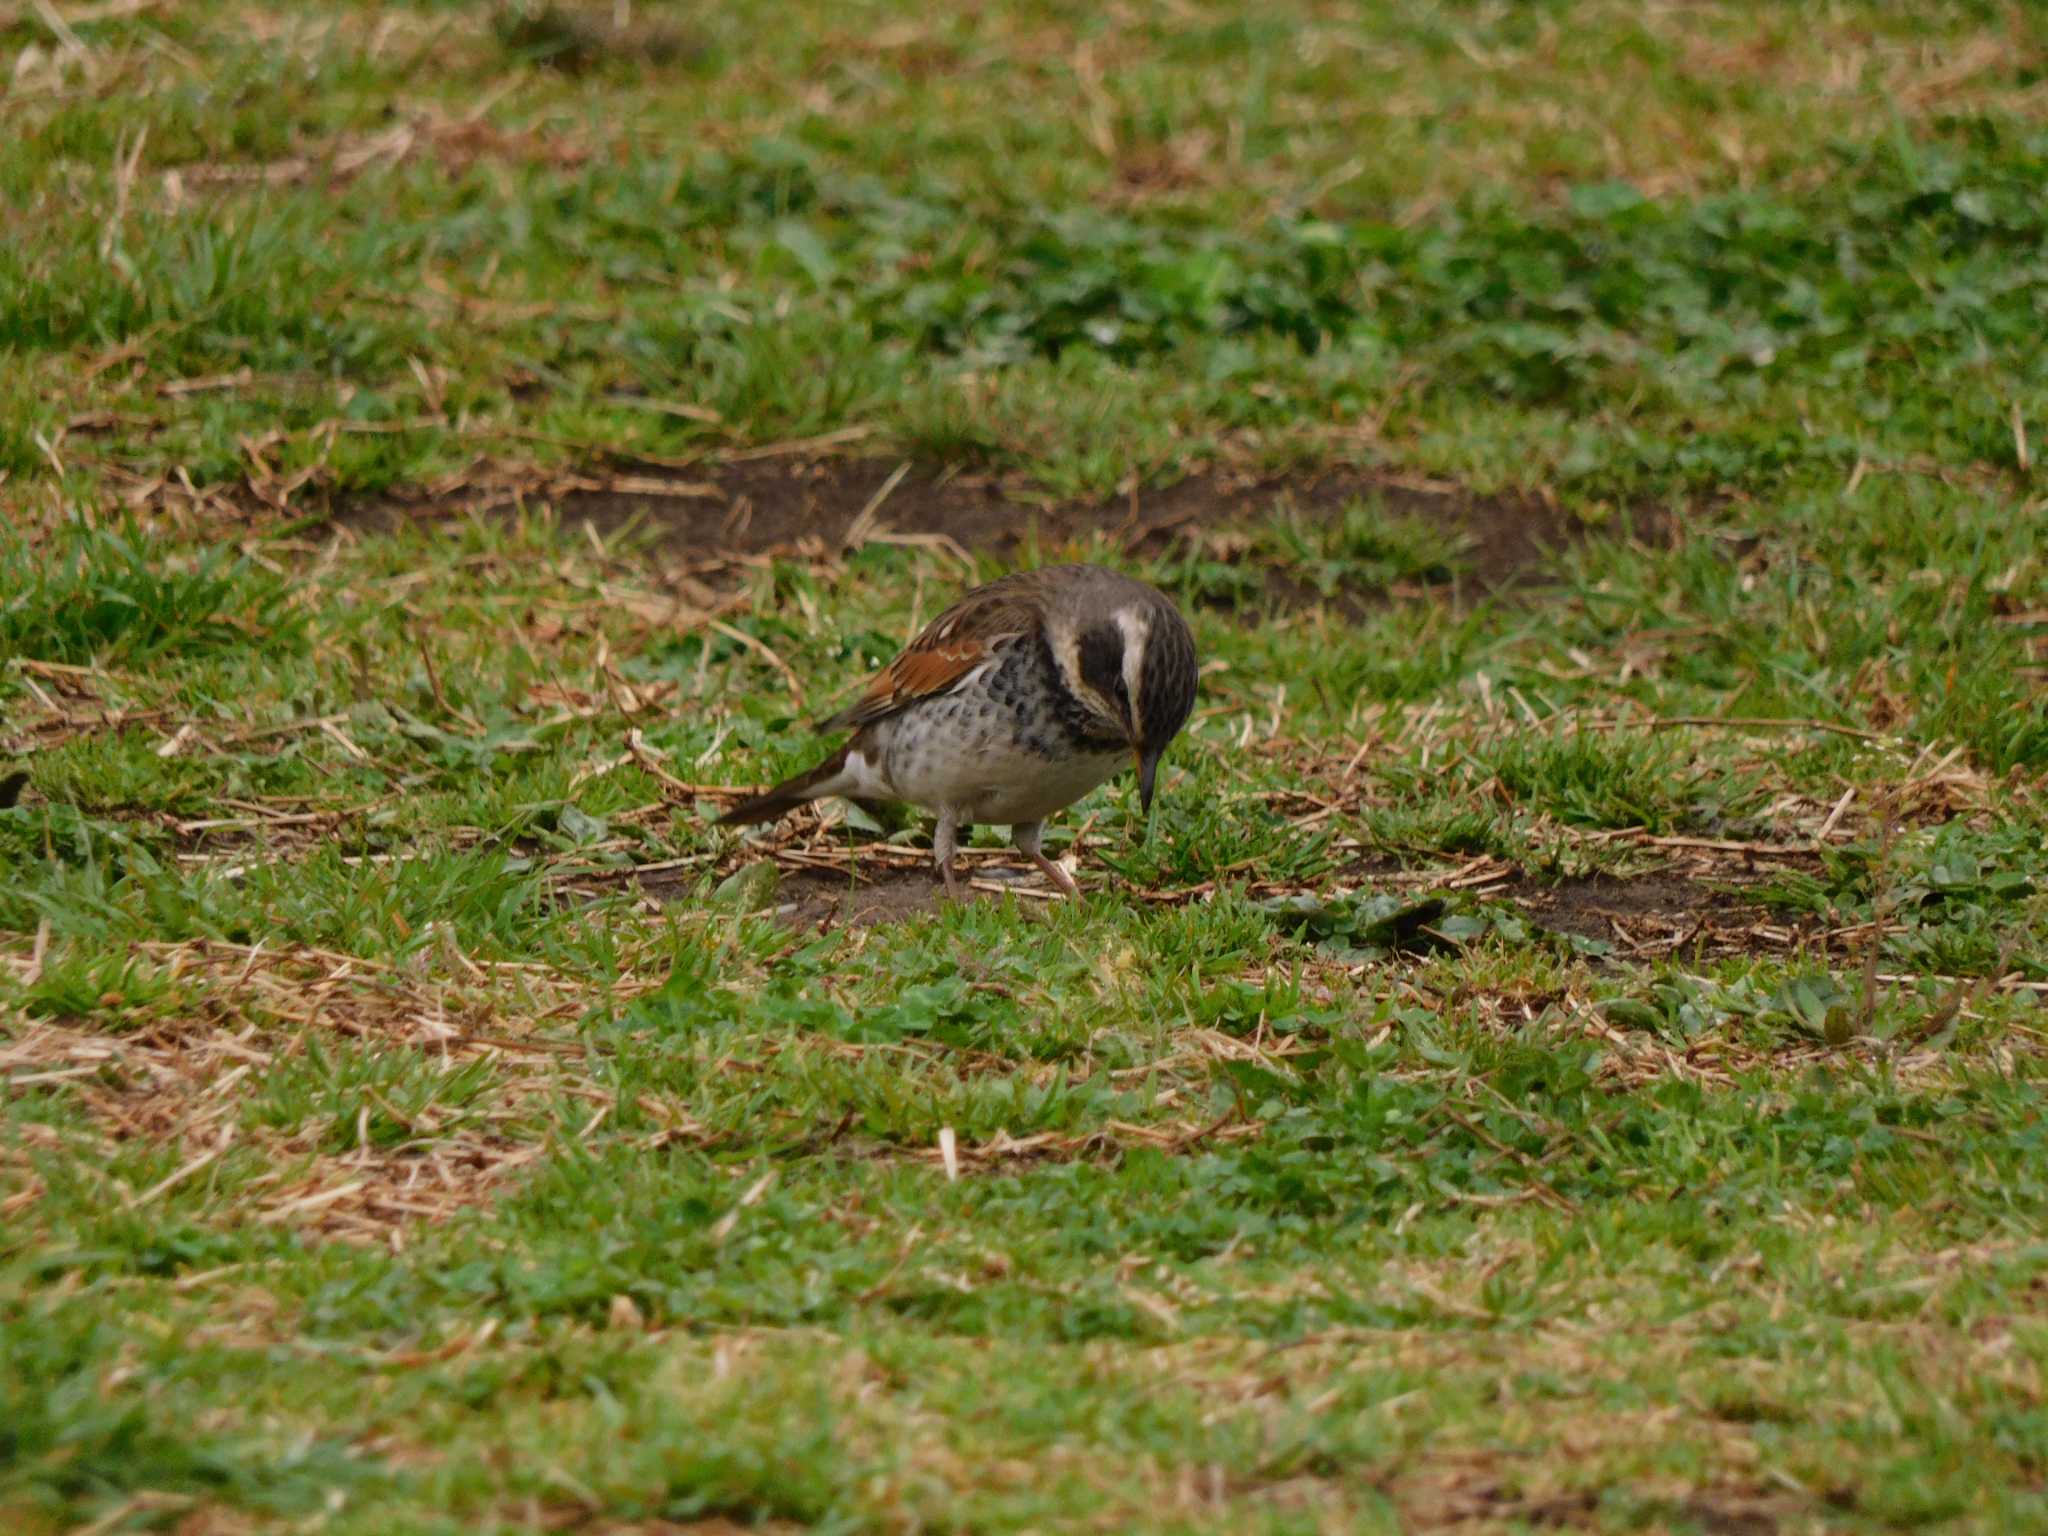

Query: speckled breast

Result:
[873,640,1127,825]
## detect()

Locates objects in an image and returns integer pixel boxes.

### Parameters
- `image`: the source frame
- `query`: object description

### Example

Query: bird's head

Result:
[1049,572,1198,817]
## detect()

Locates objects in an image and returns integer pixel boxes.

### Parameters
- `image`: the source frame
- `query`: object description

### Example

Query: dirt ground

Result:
[352,453,1671,603]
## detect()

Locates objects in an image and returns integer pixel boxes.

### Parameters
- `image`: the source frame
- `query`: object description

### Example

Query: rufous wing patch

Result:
[881,642,987,701]
[816,583,1040,732]
[821,638,1002,730]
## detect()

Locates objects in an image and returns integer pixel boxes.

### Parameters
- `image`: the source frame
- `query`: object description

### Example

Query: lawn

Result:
[4,2,2048,1531]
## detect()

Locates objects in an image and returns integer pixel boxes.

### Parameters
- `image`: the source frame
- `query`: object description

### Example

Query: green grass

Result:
[5,3,2048,1532]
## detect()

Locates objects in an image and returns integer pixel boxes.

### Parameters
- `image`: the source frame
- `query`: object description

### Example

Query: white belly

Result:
[873,713,1125,826]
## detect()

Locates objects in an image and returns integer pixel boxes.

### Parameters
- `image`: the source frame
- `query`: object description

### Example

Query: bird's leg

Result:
[1012,820,1079,898]
[934,811,966,901]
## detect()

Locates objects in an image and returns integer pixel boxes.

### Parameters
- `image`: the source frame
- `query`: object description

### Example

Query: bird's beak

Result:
[1136,746,1162,820]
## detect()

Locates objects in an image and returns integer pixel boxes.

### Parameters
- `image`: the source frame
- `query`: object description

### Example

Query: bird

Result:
[717,563,1198,899]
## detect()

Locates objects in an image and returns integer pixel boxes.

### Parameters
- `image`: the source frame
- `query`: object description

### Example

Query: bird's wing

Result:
[816,579,1040,733]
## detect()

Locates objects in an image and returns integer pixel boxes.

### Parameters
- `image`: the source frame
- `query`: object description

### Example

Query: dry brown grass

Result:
[0,937,651,1243]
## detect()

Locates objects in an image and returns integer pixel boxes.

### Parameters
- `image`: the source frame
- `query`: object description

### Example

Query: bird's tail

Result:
[714,745,855,826]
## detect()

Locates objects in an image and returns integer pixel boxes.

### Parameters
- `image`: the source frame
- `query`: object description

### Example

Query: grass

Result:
[4,2,2048,1532]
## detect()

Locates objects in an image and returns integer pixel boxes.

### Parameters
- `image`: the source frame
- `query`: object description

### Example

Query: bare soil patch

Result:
[700,831,1810,955]
[659,850,1070,929]
[1510,870,1775,947]
[778,866,952,929]
[355,456,1663,604]
[1400,1474,1806,1534]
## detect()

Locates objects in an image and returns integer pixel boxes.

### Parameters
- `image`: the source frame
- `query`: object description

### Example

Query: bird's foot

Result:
[1028,851,1080,898]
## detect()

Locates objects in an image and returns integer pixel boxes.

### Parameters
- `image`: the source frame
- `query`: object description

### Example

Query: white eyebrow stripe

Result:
[1115,607,1150,733]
